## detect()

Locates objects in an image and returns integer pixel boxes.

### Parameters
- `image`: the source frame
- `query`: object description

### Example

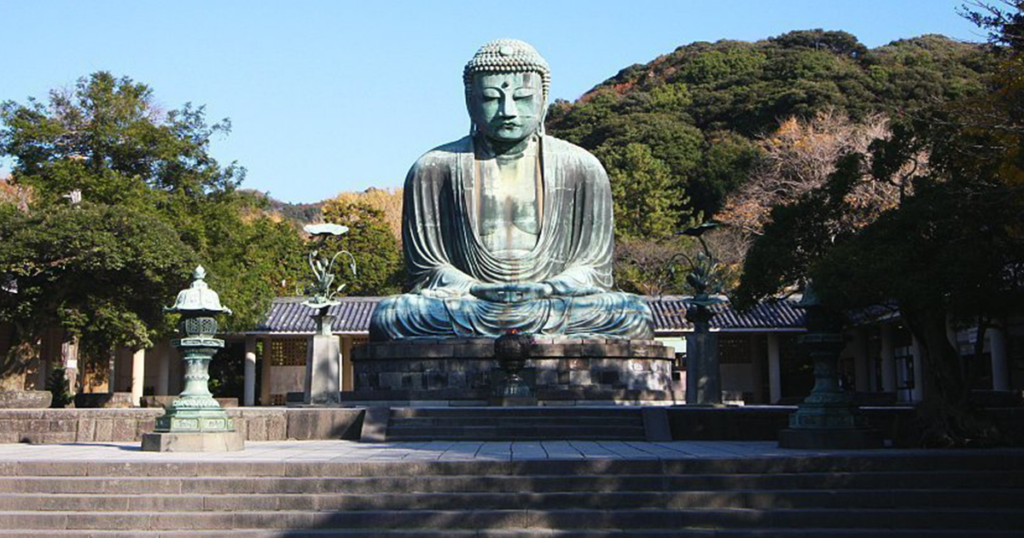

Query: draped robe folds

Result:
[369,134,655,341]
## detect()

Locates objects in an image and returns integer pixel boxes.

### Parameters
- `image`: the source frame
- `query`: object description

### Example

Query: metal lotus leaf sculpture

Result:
[673,221,727,308]
[302,223,357,309]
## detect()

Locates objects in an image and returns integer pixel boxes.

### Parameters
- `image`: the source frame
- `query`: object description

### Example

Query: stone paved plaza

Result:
[0,439,1018,463]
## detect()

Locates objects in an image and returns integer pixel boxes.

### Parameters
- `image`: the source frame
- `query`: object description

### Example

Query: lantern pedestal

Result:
[142,431,243,452]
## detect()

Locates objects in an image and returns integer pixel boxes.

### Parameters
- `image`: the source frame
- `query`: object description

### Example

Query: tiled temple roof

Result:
[255,296,806,335]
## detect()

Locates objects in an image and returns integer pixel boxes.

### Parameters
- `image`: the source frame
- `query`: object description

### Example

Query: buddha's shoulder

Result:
[412,136,472,170]
[542,135,604,171]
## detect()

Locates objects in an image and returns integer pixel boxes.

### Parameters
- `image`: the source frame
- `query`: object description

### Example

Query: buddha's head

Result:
[464,39,550,144]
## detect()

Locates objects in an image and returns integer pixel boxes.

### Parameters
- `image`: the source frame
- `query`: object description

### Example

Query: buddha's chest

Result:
[474,154,542,256]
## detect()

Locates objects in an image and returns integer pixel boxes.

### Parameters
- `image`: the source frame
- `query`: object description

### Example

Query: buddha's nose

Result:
[499,93,518,119]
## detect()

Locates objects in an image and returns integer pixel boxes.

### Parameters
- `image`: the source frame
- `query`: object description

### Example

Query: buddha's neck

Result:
[476,133,538,160]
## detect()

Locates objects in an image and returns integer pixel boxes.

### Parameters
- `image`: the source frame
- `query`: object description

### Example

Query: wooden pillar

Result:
[35,334,51,390]
[911,335,925,402]
[61,336,79,395]
[259,336,273,406]
[767,333,782,404]
[748,334,765,404]
[990,325,1010,391]
[107,348,117,394]
[243,335,257,406]
[341,336,354,392]
[853,328,870,393]
[880,323,896,393]
[130,347,145,407]
[156,342,171,396]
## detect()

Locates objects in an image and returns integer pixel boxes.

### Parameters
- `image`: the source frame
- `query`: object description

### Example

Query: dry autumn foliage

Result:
[327,187,403,242]
[0,176,31,212]
[719,109,924,236]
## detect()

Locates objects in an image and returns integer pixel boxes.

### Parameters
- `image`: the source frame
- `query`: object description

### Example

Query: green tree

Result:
[320,199,404,296]
[601,143,686,240]
[0,202,196,376]
[0,72,307,335]
[546,30,992,219]
[735,4,1024,444]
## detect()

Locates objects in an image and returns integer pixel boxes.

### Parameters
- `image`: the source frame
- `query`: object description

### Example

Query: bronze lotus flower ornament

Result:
[302,223,357,309]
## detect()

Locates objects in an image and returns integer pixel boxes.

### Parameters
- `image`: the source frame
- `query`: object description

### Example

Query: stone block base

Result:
[490,396,538,407]
[0,391,52,409]
[778,427,883,449]
[74,392,134,409]
[141,431,244,452]
[352,338,678,401]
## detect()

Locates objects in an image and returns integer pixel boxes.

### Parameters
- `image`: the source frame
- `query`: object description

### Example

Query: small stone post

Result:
[304,307,341,406]
[685,300,721,406]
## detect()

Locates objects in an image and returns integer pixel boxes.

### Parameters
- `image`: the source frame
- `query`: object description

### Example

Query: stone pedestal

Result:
[304,333,341,406]
[142,430,243,452]
[685,327,721,406]
[490,396,539,407]
[351,338,679,404]
[685,302,722,406]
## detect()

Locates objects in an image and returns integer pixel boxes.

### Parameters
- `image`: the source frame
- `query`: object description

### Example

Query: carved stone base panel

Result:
[155,408,236,433]
[352,339,678,401]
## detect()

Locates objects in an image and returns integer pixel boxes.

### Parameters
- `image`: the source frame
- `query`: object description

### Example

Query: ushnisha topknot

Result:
[464,39,551,101]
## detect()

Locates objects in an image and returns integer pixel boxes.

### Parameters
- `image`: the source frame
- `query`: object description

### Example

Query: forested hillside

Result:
[546,30,992,225]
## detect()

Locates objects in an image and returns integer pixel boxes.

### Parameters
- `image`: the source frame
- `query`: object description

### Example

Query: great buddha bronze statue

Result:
[370,39,654,341]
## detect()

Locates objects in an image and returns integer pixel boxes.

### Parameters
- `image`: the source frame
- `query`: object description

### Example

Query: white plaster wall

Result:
[270,365,305,396]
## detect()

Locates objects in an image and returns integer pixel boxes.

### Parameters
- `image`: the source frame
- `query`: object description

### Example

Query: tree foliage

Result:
[320,198,404,296]
[734,7,1024,445]
[720,110,909,235]
[547,30,992,224]
[0,72,307,372]
[0,202,196,368]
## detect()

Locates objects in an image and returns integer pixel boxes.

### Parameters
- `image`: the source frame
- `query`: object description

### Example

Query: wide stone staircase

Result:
[384,407,648,441]
[0,452,1022,537]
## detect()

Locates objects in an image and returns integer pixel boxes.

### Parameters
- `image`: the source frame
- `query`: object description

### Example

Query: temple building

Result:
[1,297,1020,407]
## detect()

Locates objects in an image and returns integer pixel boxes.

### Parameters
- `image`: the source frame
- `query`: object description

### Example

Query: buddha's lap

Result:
[376,291,649,317]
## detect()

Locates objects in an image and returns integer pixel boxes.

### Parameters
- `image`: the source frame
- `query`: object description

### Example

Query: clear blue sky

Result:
[0,0,981,203]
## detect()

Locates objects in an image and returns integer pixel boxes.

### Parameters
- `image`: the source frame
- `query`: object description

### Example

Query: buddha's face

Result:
[468,71,545,143]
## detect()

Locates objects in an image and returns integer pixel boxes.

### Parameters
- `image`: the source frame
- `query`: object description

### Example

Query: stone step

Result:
[0,489,1020,511]
[385,426,647,441]
[388,417,643,427]
[0,508,1022,531]
[2,530,1024,538]
[3,453,1020,478]
[385,407,648,441]
[389,408,645,418]
[1,471,1021,494]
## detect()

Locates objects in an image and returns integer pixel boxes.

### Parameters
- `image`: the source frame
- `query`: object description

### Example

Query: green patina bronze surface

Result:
[302,223,356,309]
[154,266,235,434]
[787,286,869,430]
[370,39,654,341]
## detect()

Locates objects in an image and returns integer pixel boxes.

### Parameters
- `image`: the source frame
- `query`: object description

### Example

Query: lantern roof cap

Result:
[166,266,232,315]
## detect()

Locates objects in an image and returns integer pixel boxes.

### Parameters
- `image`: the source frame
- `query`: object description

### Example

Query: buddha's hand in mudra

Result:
[470,282,554,304]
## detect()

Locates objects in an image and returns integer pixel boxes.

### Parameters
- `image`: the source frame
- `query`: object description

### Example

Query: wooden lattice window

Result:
[719,334,752,364]
[270,338,307,367]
